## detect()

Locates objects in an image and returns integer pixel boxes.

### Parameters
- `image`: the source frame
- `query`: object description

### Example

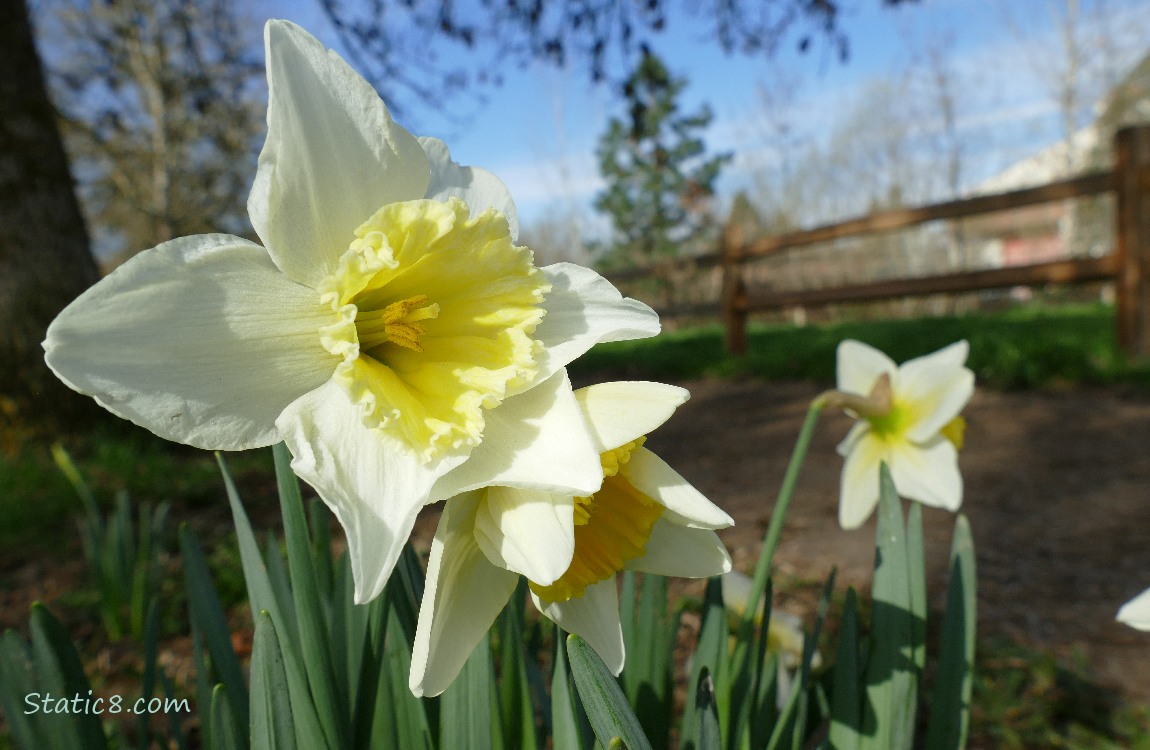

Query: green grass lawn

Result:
[569,302,1150,391]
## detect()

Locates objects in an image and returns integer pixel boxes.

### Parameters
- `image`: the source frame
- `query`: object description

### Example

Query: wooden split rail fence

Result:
[605,125,1150,358]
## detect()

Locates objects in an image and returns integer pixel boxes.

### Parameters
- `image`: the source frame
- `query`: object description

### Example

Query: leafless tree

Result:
[41,0,264,267]
[0,0,101,429]
[318,0,920,118]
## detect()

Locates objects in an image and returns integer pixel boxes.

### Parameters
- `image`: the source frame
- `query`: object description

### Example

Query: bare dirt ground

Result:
[628,376,1150,703]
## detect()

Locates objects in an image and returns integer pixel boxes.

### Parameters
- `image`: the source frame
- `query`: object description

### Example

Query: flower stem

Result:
[742,400,825,624]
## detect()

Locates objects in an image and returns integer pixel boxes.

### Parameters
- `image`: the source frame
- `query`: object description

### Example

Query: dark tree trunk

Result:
[0,0,102,431]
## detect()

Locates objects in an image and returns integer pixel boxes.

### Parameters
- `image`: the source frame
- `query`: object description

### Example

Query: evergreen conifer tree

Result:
[594,50,730,274]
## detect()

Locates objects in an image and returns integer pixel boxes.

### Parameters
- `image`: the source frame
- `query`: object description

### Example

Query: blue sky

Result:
[253,1,1150,234]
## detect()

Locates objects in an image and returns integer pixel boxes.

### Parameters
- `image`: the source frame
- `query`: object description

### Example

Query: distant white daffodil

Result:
[409,381,733,697]
[42,20,659,603]
[827,340,974,529]
[1118,588,1150,631]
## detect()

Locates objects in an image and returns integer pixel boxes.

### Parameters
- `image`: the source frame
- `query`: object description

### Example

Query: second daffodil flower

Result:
[42,20,659,603]
[830,340,975,529]
[409,381,734,697]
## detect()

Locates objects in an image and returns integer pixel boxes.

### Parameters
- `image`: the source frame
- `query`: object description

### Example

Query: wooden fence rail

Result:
[607,125,1150,359]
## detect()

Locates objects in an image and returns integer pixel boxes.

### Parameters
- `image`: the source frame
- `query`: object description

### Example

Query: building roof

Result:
[972,124,1101,195]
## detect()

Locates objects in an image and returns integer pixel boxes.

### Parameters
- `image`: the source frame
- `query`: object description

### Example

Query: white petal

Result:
[575,381,688,452]
[473,486,575,586]
[839,431,886,529]
[1118,587,1150,631]
[410,493,519,697]
[512,263,660,395]
[429,370,601,502]
[250,20,429,288]
[418,137,519,241]
[837,339,897,396]
[901,339,969,374]
[897,341,975,442]
[836,421,871,458]
[276,381,466,603]
[43,234,336,450]
[888,437,963,512]
[625,519,731,578]
[623,448,733,529]
[532,579,625,675]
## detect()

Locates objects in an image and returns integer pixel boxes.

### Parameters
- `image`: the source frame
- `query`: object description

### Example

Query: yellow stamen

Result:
[356,295,441,352]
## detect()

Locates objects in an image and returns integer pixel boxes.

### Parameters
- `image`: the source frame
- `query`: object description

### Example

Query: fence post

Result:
[1115,125,1150,359]
[721,223,747,356]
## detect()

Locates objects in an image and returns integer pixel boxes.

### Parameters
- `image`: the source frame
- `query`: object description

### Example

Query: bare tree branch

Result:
[318,0,919,115]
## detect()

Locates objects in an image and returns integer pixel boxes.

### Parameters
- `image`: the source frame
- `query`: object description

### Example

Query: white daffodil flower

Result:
[42,20,658,604]
[1118,588,1150,631]
[409,381,733,697]
[831,340,974,529]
